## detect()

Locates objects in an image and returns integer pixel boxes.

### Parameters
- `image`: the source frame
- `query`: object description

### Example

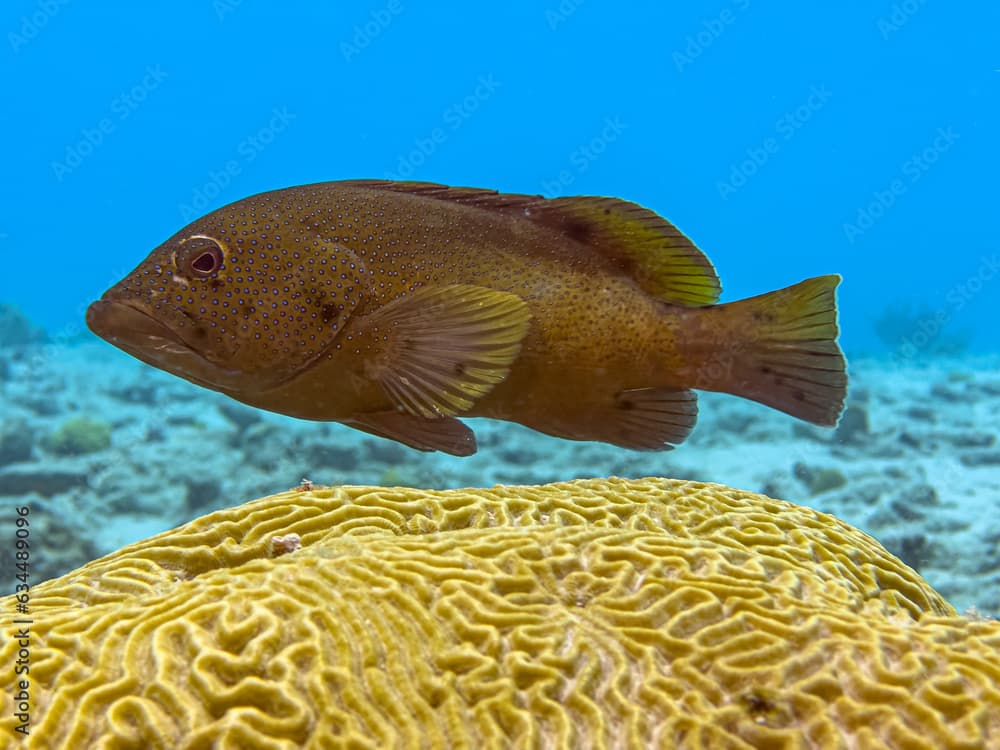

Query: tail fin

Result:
[685,275,847,426]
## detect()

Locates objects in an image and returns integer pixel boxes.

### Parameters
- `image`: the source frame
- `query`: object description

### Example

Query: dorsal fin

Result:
[538,196,721,307]
[337,180,722,307]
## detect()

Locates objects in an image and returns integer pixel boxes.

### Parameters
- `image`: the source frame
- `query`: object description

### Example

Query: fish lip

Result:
[85,299,241,390]
[86,299,183,350]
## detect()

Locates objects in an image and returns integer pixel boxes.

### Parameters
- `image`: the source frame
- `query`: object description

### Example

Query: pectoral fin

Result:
[365,284,531,418]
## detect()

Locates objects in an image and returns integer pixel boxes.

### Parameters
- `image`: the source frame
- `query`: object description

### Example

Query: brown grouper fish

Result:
[86,180,847,456]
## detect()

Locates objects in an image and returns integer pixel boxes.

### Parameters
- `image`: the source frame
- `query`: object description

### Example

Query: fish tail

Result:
[681,275,847,426]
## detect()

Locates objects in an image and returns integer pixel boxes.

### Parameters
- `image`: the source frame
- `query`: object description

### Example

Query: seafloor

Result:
[1,330,998,617]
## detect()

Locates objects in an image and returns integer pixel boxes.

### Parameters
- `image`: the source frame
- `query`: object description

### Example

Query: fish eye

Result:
[176,236,225,279]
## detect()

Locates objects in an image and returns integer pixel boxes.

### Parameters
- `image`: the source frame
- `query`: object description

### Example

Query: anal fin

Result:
[591,387,699,450]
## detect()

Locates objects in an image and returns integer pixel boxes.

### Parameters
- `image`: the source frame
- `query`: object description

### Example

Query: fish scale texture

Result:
[2,477,1000,749]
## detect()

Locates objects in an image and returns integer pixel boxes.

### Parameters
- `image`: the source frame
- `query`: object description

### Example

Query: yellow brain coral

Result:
[2,477,999,749]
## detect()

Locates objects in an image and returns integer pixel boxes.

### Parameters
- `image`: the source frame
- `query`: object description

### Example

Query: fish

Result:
[86,180,848,457]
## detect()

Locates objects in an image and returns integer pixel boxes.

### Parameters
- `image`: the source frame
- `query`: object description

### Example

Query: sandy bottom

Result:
[1,342,997,615]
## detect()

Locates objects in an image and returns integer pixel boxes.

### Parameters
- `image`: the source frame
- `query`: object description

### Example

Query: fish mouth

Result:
[85,299,243,391]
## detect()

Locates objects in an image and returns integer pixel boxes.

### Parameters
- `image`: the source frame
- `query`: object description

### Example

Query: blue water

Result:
[4,1,998,356]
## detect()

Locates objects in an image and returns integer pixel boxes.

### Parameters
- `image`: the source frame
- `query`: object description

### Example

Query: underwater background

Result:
[1,2,998,614]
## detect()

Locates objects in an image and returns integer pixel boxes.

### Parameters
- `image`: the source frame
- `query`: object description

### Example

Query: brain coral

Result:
[2,477,999,749]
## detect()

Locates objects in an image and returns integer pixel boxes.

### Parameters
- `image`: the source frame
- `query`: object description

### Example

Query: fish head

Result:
[86,193,364,393]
